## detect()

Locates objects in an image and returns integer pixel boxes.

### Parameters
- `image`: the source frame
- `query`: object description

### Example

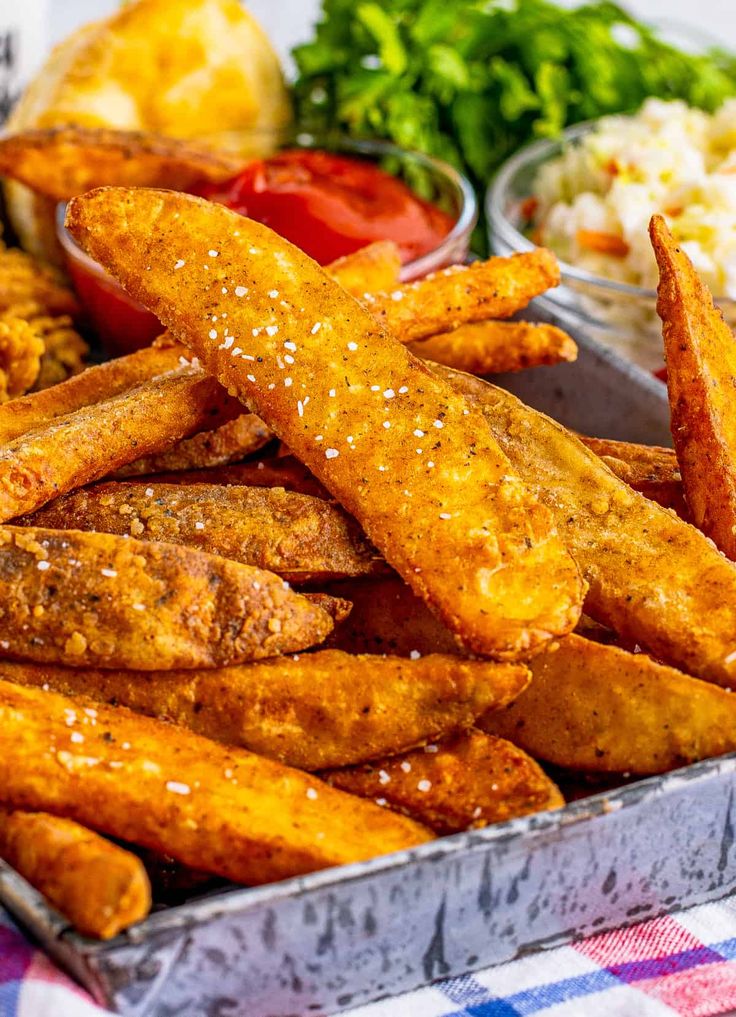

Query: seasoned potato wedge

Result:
[0,680,431,886]
[410,320,577,375]
[0,525,336,669]
[0,808,151,939]
[26,482,382,583]
[483,634,736,775]
[324,729,564,834]
[650,214,736,555]
[439,366,736,688]
[66,187,584,660]
[0,650,529,770]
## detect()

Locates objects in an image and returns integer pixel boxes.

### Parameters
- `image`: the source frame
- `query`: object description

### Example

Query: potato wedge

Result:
[0,650,529,770]
[0,808,151,939]
[0,368,242,521]
[0,127,244,203]
[67,187,583,660]
[25,482,382,583]
[363,251,560,342]
[324,730,564,834]
[0,680,431,885]
[325,576,459,656]
[113,414,272,476]
[0,525,335,669]
[438,366,736,688]
[650,215,736,556]
[0,340,184,444]
[482,633,736,775]
[580,435,687,517]
[137,455,330,498]
[328,241,401,297]
[409,321,577,375]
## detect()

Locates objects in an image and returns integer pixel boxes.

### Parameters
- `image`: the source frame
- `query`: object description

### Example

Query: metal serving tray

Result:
[1,317,698,1017]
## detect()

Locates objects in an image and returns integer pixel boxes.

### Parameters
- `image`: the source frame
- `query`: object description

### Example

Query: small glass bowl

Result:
[486,121,736,374]
[57,133,477,357]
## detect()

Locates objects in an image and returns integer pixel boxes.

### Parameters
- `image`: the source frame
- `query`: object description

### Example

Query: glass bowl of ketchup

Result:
[57,133,477,357]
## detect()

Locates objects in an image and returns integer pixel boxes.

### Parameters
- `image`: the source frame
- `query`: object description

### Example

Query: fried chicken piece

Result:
[0,243,79,318]
[0,316,44,402]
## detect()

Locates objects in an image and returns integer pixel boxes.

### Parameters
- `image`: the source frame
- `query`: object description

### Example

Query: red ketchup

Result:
[195,149,454,266]
[65,150,455,355]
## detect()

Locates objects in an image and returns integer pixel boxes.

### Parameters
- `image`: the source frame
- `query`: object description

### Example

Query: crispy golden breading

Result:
[137,455,331,498]
[1,650,529,770]
[0,303,89,392]
[362,251,560,343]
[0,525,336,669]
[0,243,79,317]
[67,187,584,660]
[409,321,577,376]
[25,482,382,583]
[580,436,687,517]
[650,215,736,556]
[0,808,151,939]
[324,730,564,835]
[30,315,89,390]
[0,126,243,202]
[325,576,459,656]
[328,241,401,297]
[0,369,242,520]
[0,341,184,444]
[0,680,432,885]
[0,317,44,401]
[114,414,272,476]
[440,367,736,688]
[483,634,736,775]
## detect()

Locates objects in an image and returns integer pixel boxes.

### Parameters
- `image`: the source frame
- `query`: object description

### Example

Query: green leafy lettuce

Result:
[292,0,736,251]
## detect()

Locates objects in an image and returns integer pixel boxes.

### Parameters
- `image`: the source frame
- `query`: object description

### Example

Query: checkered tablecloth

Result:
[5,900,736,1017]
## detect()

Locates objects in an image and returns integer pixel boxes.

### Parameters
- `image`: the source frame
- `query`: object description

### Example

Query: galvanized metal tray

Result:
[2,315,705,1017]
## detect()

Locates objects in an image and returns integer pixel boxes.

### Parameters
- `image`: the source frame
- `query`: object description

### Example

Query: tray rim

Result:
[14,747,729,957]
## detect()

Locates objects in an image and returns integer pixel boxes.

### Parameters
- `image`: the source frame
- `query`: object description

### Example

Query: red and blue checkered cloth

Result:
[5,900,736,1016]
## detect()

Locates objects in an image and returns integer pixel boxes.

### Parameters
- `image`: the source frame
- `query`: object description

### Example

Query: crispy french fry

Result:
[438,366,736,688]
[483,633,736,774]
[67,187,584,660]
[0,680,432,885]
[324,730,564,835]
[328,241,401,297]
[0,368,243,520]
[409,321,577,375]
[362,250,560,342]
[113,414,272,476]
[0,127,243,202]
[650,215,736,556]
[580,435,687,517]
[0,340,185,444]
[325,576,459,656]
[0,808,151,939]
[137,455,331,498]
[0,650,529,770]
[0,525,336,668]
[25,482,383,583]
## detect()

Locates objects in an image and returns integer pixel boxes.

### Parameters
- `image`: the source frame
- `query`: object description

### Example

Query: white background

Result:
[47,1,736,68]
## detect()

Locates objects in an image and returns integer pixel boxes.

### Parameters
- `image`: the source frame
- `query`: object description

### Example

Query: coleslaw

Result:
[532,98,736,299]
